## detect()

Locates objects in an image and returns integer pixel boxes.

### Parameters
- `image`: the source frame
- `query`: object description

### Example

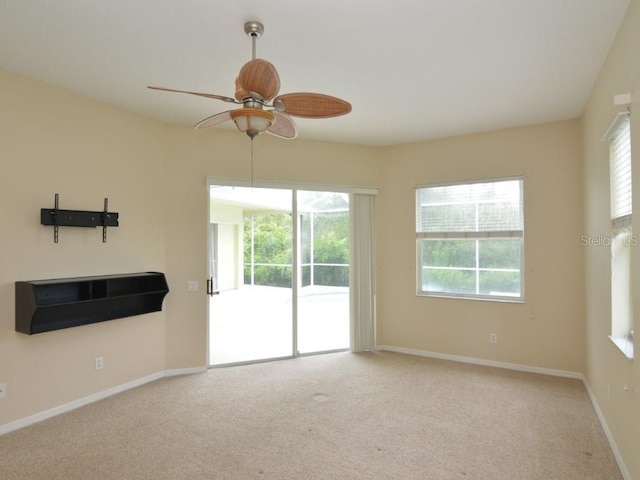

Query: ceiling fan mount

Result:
[244,20,264,39]
[148,20,351,140]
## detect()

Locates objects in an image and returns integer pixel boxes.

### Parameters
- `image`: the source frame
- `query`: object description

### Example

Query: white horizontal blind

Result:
[416,179,523,235]
[610,118,632,230]
[415,178,524,301]
[607,114,633,355]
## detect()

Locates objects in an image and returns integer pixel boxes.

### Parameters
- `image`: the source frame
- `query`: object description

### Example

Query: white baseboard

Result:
[164,366,208,377]
[0,366,207,436]
[377,344,583,379]
[581,379,631,480]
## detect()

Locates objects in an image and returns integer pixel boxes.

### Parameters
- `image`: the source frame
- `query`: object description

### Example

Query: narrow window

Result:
[608,115,634,358]
[416,178,524,301]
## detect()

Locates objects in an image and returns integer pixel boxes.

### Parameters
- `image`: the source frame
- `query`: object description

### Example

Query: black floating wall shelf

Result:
[15,272,169,335]
[41,193,119,243]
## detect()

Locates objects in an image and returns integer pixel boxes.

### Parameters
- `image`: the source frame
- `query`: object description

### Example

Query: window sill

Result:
[609,336,634,359]
[417,291,525,304]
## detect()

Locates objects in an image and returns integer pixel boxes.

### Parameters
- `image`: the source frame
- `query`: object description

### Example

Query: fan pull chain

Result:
[251,138,254,189]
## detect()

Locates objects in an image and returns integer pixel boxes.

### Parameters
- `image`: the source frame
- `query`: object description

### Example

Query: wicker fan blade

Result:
[238,59,281,101]
[148,86,237,104]
[194,110,232,129]
[267,112,298,139]
[274,93,352,118]
[234,77,251,102]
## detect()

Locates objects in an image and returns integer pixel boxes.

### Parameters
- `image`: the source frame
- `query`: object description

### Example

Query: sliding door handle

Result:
[206,277,220,297]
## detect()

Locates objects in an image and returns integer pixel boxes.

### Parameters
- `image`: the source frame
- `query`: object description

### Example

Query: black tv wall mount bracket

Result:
[41,193,119,243]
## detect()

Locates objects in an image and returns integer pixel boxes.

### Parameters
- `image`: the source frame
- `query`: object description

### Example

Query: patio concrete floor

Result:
[209,285,349,365]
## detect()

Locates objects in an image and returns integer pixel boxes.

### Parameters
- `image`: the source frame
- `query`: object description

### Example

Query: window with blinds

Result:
[607,114,634,359]
[415,178,524,301]
[610,118,631,230]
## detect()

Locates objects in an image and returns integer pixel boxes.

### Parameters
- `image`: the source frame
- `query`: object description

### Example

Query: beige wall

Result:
[161,126,382,369]
[2,3,639,472]
[0,68,168,426]
[582,0,640,477]
[0,66,381,426]
[376,121,585,373]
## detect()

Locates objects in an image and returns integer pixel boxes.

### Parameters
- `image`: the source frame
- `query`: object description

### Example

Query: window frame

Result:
[605,113,634,359]
[415,177,525,303]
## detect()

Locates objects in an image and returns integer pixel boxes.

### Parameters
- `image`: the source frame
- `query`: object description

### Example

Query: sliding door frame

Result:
[206,177,378,366]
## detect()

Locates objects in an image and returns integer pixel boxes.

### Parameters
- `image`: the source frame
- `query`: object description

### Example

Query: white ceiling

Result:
[0,0,630,146]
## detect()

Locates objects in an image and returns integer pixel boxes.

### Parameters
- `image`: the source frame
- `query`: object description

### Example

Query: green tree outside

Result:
[244,211,349,288]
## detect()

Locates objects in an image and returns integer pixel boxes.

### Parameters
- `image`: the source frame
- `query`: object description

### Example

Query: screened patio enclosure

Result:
[208,186,352,365]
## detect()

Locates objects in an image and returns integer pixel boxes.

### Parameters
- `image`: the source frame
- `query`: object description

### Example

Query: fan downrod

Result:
[244,21,264,60]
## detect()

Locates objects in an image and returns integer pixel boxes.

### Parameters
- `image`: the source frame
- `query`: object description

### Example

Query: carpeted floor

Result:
[0,351,623,479]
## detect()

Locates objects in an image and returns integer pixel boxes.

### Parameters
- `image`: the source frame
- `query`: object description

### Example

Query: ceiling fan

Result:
[148,21,352,140]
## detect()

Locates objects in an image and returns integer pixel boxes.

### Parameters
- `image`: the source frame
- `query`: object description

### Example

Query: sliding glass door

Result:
[208,185,351,366]
[297,190,350,354]
[209,186,294,365]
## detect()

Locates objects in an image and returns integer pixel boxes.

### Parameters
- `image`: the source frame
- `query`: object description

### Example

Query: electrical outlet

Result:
[95,356,104,370]
[607,384,611,400]
[0,383,6,398]
[489,333,498,344]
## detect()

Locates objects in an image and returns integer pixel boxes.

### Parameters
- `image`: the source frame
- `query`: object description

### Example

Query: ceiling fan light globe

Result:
[230,108,275,138]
